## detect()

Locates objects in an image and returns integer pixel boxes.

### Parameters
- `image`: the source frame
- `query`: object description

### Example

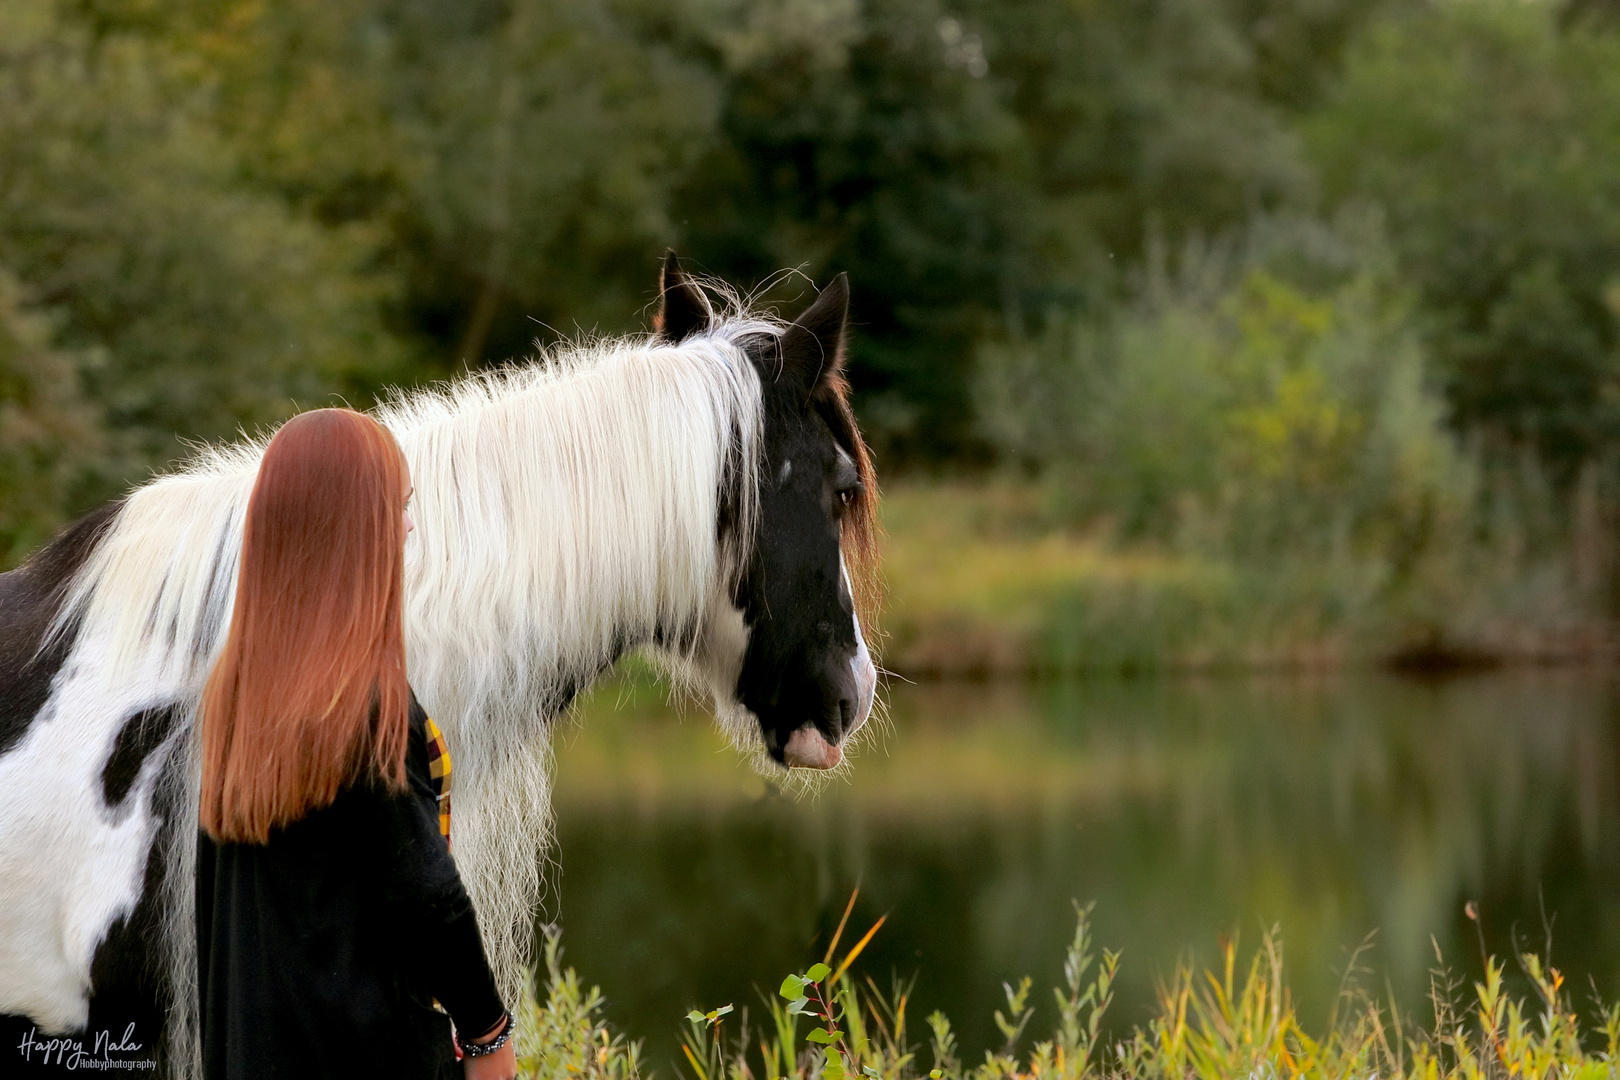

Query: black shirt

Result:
[196,695,505,1079]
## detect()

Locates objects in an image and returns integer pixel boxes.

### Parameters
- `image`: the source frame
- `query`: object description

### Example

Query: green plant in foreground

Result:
[517,901,1620,1080]
[514,928,642,1080]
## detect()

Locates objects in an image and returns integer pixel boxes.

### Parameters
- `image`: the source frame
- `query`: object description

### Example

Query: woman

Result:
[195,408,517,1080]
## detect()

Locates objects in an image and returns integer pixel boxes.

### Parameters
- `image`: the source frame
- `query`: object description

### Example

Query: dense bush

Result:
[0,269,99,565]
[0,0,403,487]
[127,0,1345,462]
[976,213,1605,662]
[1307,0,1620,482]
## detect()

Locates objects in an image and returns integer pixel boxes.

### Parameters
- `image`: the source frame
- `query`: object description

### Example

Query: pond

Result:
[546,666,1620,1072]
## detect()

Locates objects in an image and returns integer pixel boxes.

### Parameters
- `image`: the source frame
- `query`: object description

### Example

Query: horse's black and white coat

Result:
[0,258,879,1075]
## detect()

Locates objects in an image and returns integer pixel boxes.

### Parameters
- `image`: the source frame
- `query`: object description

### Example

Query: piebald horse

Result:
[0,256,879,1075]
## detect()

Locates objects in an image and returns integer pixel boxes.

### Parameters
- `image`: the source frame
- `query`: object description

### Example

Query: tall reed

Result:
[512,901,1620,1080]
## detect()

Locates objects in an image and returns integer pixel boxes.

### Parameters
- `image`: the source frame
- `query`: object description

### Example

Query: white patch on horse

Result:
[0,642,186,1032]
[844,553,877,735]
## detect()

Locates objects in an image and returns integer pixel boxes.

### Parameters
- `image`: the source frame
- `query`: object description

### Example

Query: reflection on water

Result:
[547,669,1620,1071]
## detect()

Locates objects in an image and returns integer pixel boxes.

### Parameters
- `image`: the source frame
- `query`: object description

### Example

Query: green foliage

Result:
[0,0,403,504]
[657,0,1331,460]
[270,0,713,356]
[0,268,101,566]
[515,928,643,1080]
[104,0,1359,464]
[981,213,1456,549]
[502,892,1620,1080]
[976,212,1607,664]
[649,902,1620,1080]
[1308,0,1620,479]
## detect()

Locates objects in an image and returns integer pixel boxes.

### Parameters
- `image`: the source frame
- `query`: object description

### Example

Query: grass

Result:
[876,483,1612,678]
[878,485,1242,678]
[878,483,1370,677]
[514,900,1620,1080]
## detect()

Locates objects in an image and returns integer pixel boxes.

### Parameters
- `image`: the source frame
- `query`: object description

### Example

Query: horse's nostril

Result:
[838,697,854,734]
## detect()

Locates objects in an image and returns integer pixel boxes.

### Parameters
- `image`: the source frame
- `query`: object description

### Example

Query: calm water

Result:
[546,668,1620,1071]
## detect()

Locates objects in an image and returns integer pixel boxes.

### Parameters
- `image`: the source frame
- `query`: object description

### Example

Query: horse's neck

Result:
[396,359,747,733]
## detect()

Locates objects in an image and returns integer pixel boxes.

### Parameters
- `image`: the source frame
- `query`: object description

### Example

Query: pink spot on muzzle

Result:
[783,725,843,769]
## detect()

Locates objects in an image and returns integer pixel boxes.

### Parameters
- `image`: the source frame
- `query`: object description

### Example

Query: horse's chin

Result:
[783,725,843,770]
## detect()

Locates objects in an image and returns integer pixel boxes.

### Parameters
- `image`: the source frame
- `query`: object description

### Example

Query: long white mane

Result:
[19,316,780,1068]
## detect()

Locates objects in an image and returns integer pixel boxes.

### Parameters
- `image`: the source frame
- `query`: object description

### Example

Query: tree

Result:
[0,0,404,494]
[0,269,101,567]
[1308,1,1620,479]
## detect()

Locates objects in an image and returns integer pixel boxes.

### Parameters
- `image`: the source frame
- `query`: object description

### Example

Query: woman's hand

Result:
[462,1015,517,1080]
[462,1041,516,1080]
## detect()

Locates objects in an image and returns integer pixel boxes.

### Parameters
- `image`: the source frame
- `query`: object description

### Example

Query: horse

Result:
[0,255,880,1076]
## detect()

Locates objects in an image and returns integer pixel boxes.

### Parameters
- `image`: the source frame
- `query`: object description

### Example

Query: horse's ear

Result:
[654,250,711,342]
[777,273,849,395]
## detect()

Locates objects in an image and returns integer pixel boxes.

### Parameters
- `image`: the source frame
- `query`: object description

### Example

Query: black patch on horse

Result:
[102,706,181,809]
[80,726,183,1074]
[0,501,123,757]
[736,276,865,759]
[653,258,867,761]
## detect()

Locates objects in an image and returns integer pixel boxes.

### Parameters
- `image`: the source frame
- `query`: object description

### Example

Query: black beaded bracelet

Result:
[462,1013,514,1058]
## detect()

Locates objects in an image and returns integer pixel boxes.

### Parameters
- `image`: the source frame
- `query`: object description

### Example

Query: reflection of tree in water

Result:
[1072,674,1620,1028]
[549,671,1620,1067]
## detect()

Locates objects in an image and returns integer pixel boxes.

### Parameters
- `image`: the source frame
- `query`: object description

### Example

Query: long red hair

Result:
[199,408,412,843]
